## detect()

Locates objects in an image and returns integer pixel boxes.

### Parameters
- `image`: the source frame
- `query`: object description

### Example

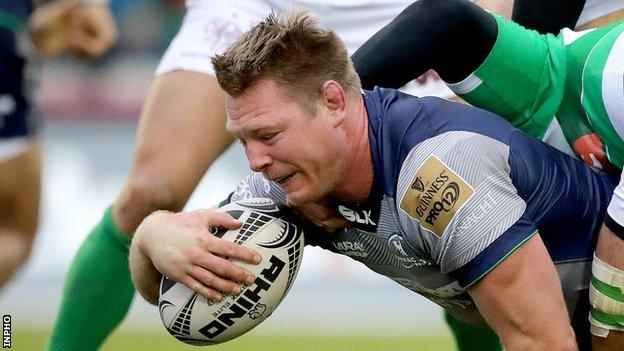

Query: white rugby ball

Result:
[158,198,305,345]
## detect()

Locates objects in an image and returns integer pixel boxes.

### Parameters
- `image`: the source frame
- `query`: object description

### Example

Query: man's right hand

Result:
[133,208,261,303]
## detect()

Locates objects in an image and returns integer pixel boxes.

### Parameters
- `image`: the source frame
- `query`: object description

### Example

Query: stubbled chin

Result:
[284,192,302,206]
[285,188,325,207]
[283,188,310,207]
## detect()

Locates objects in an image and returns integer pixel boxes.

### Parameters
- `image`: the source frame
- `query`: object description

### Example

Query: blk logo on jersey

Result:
[400,155,474,237]
[337,205,377,226]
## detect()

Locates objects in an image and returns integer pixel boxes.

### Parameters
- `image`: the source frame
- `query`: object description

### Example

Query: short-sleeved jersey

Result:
[228,88,616,328]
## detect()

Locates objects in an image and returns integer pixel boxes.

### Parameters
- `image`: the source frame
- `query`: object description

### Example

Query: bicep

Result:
[467,234,575,350]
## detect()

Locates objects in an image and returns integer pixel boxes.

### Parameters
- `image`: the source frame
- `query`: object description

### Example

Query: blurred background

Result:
[0,0,452,349]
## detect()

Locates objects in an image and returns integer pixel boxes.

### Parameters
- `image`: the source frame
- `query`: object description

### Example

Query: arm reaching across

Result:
[468,235,578,351]
[129,209,261,305]
[353,0,497,89]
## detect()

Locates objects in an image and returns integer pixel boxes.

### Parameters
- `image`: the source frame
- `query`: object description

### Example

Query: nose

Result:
[246,141,272,172]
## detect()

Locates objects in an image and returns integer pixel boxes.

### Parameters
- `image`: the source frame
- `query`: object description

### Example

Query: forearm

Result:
[476,293,576,350]
[352,0,497,89]
[468,235,577,350]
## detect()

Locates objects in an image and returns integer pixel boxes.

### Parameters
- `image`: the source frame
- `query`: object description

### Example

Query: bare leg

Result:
[0,141,41,289]
[47,71,235,350]
[114,71,233,235]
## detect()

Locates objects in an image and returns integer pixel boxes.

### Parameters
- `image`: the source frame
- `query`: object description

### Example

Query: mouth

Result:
[275,172,296,185]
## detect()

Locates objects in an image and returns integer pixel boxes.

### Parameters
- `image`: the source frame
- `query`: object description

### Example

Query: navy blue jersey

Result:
[229,87,615,330]
[0,0,38,144]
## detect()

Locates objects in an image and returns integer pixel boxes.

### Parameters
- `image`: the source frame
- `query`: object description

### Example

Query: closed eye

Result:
[260,132,279,142]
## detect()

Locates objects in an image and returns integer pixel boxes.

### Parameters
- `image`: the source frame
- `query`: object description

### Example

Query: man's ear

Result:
[321,80,346,126]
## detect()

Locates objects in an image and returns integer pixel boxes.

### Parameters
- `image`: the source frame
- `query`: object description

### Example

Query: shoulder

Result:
[394,132,530,277]
[366,88,517,152]
[395,132,513,236]
[366,88,517,197]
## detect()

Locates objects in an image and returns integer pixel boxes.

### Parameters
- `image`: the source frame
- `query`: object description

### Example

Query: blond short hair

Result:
[212,10,361,113]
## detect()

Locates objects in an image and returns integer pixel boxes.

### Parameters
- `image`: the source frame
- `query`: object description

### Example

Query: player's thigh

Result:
[0,139,42,238]
[126,0,268,196]
[114,2,269,232]
[132,71,233,184]
[115,72,232,233]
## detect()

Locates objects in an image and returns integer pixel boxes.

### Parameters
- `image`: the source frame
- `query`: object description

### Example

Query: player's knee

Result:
[114,176,185,235]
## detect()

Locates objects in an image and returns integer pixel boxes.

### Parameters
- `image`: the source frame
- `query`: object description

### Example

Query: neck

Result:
[330,93,373,204]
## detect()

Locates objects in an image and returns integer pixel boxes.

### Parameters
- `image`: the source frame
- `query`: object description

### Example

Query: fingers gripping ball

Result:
[158,198,305,345]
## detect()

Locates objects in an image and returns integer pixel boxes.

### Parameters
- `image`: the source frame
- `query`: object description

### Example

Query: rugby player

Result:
[353,0,624,347]
[129,11,623,350]
[0,0,115,289]
[45,1,467,349]
[47,0,624,350]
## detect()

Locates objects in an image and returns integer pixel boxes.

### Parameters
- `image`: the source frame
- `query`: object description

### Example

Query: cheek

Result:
[313,133,344,171]
[288,119,342,170]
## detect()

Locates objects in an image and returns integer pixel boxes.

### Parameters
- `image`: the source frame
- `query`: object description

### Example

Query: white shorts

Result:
[155,0,455,98]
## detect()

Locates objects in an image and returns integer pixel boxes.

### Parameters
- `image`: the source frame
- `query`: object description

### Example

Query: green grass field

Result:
[12,330,455,350]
